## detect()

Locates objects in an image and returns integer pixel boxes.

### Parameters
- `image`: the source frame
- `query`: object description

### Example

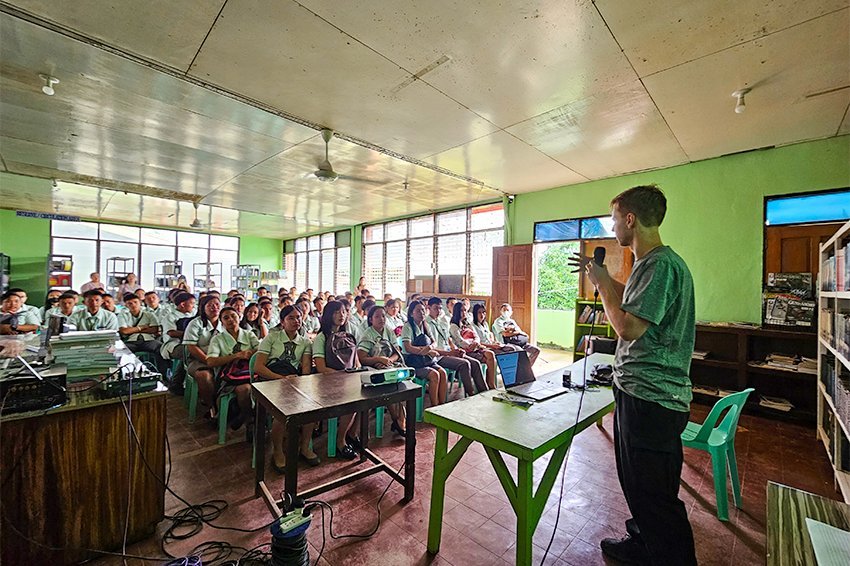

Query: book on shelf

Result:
[692,350,710,360]
[758,394,794,412]
[821,245,850,292]
[577,305,608,325]
[752,352,818,374]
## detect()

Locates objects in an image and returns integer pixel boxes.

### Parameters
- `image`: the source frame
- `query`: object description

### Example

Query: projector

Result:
[359,366,414,387]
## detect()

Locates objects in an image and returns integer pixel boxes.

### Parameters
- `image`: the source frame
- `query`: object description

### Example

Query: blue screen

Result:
[495,352,519,386]
[534,220,579,242]
[580,217,616,239]
[766,191,850,226]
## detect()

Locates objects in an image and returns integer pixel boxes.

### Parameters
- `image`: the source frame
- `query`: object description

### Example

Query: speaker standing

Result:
[569,184,697,566]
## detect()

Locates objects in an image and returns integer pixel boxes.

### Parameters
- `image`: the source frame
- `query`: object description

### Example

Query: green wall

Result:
[536,309,575,350]
[509,136,850,323]
[239,235,282,271]
[0,209,51,300]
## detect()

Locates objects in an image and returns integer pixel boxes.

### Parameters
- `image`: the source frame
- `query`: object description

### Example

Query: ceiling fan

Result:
[188,201,209,230]
[311,129,391,186]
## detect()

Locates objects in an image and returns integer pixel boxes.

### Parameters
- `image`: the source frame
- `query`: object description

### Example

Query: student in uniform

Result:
[354,299,375,338]
[38,289,63,323]
[383,298,404,337]
[241,302,267,339]
[46,292,81,321]
[296,297,319,338]
[255,304,320,469]
[471,304,517,355]
[449,301,498,389]
[313,300,361,460]
[228,295,246,318]
[492,303,541,366]
[258,298,275,331]
[205,306,258,440]
[444,297,458,322]
[161,292,197,392]
[425,297,487,394]
[0,291,41,334]
[179,295,223,415]
[101,293,124,315]
[358,305,406,436]
[350,296,366,330]
[313,296,325,317]
[401,301,448,409]
[461,298,473,324]
[143,291,167,322]
[134,288,146,302]
[226,289,240,299]
[68,289,119,331]
[118,293,166,375]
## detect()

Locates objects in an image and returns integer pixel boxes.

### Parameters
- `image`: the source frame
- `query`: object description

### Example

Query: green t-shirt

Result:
[614,246,695,412]
[207,328,259,358]
[357,325,398,358]
[68,307,119,331]
[259,327,312,368]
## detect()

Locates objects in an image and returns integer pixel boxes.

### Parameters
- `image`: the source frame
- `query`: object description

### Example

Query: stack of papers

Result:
[692,350,710,360]
[759,395,794,412]
[50,331,119,381]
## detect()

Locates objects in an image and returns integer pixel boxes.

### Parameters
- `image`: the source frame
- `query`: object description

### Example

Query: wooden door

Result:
[580,239,634,298]
[492,244,533,337]
[764,223,841,281]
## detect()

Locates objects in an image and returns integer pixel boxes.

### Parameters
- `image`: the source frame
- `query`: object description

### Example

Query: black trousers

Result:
[613,386,697,565]
[125,339,167,376]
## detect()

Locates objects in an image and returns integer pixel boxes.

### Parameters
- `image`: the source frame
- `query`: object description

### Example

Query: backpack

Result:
[324,331,358,371]
[402,324,438,369]
[221,343,251,385]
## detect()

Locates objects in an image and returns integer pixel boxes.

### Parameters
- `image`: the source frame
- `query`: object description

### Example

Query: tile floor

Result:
[93,359,839,566]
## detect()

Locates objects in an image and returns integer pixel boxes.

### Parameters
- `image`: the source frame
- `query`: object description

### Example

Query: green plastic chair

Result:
[681,387,754,521]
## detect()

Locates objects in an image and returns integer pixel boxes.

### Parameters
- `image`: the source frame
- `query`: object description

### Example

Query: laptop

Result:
[495,350,566,402]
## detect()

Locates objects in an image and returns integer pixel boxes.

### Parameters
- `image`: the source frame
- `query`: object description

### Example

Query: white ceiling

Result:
[0,0,847,238]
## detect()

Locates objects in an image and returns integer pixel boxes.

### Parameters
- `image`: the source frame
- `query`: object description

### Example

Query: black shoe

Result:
[345,434,362,450]
[600,535,650,565]
[168,383,185,396]
[245,423,254,444]
[336,444,357,460]
[300,451,321,467]
[390,421,406,437]
[272,459,286,474]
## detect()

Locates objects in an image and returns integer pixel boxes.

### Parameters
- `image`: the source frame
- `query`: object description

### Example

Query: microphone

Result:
[592,247,606,298]
[593,246,606,267]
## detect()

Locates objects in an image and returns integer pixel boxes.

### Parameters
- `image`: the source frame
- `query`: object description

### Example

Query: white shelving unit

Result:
[816,217,850,503]
[154,260,183,299]
[193,262,222,291]
[231,264,260,300]
[106,257,135,297]
[47,254,73,290]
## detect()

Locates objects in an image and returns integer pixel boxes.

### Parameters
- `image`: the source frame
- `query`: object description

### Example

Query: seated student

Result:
[258,298,275,331]
[241,302,267,339]
[462,298,474,324]
[383,299,404,337]
[226,289,240,299]
[492,303,541,366]
[228,295,246,318]
[143,291,167,322]
[68,289,119,331]
[295,297,319,338]
[360,288,370,299]
[350,296,366,330]
[178,295,223,415]
[288,286,298,300]
[425,297,487,394]
[46,292,81,321]
[198,291,208,301]
[401,301,449,409]
[118,293,167,374]
[160,292,197,391]
[257,286,270,299]
[38,289,63,323]
[449,301,498,389]
[101,293,125,315]
[313,296,325,318]
[134,288,146,303]
[382,293,393,304]
[0,291,41,334]
[358,305,407,436]
[444,297,458,322]
[313,300,362,460]
[254,304,319,469]
[205,306,259,440]
[354,299,376,339]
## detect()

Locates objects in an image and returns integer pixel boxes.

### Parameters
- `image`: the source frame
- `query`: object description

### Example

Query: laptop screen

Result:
[495,350,534,387]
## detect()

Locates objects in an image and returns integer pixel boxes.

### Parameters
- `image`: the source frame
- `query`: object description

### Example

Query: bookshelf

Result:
[0,253,10,294]
[105,257,135,297]
[816,217,850,503]
[573,298,616,358]
[47,254,73,290]
[260,270,287,296]
[231,264,260,300]
[193,262,222,291]
[691,324,816,422]
[153,260,182,299]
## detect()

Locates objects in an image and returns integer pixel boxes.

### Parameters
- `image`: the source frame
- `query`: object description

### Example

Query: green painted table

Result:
[766,481,850,565]
[425,353,615,565]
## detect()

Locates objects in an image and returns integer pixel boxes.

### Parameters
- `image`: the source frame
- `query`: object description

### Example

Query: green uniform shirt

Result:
[182,317,223,352]
[68,307,119,331]
[207,328,259,358]
[425,316,451,350]
[357,325,398,358]
[259,327,312,368]
[0,308,41,331]
[491,315,519,344]
[118,309,161,342]
[614,245,695,413]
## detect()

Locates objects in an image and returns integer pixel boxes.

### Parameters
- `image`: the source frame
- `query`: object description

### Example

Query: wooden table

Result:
[766,481,850,565]
[425,353,615,566]
[1,385,167,565]
[252,370,421,511]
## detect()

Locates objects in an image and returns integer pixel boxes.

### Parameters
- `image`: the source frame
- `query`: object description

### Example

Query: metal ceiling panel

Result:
[595,0,849,77]
[297,0,639,129]
[507,80,688,178]
[428,130,587,194]
[644,10,850,161]
[6,0,226,71]
[187,0,497,159]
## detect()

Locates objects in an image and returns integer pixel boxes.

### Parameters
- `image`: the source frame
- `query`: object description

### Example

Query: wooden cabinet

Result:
[691,324,816,422]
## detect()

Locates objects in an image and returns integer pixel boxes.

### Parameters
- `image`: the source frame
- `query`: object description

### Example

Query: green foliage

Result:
[537,242,580,311]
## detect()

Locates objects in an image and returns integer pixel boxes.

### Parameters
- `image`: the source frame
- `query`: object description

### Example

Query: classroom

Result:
[1,2,849,565]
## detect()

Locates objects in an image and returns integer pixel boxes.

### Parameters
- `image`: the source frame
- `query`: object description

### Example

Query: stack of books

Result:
[759,395,794,412]
[692,350,710,360]
[50,330,119,382]
[577,306,608,325]
[757,353,817,375]
[763,272,815,328]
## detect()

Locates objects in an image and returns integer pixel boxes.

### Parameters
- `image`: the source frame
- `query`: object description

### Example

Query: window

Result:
[284,231,351,295]
[49,221,238,294]
[765,189,850,226]
[361,203,504,298]
[534,216,614,242]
